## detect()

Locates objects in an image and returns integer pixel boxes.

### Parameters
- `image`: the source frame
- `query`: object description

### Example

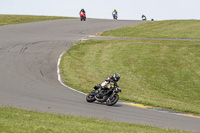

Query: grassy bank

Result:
[101,20,200,39]
[60,39,200,114]
[0,107,190,133]
[0,14,76,26]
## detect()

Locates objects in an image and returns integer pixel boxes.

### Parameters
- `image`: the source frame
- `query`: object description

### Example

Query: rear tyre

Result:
[86,90,96,102]
[106,94,119,106]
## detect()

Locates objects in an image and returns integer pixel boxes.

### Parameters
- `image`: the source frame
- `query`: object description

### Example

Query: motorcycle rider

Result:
[142,14,147,21]
[96,73,120,99]
[112,9,118,19]
[112,9,117,15]
[80,8,86,14]
[79,8,86,20]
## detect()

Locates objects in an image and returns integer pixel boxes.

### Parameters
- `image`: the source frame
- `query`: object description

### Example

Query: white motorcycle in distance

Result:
[112,12,118,20]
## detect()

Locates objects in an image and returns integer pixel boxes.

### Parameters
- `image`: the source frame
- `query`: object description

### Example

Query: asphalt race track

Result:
[0,19,200,132]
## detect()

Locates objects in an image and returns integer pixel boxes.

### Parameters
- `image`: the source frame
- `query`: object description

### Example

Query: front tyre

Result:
[86,90,96,102]
[106,94,119,106]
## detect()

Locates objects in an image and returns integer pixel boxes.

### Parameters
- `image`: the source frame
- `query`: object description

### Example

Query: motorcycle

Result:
[86,84,121,106]
[80,12,86,21]
[112,12,118,20]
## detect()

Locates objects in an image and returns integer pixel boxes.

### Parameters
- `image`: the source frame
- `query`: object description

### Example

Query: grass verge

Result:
[0,107,190,133]
[60,39,200,114]
[101,20,200,39]
[0,14,77,26]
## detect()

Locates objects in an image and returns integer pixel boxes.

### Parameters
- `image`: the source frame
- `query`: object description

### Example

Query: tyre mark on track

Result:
[40,69,44,77]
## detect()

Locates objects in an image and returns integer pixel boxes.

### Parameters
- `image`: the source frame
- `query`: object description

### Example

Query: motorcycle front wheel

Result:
[86,90,96,102]
[80,16,83,21]
[106,94,119,106]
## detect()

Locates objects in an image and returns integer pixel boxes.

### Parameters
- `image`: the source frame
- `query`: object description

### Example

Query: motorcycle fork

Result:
[109,91,114,98]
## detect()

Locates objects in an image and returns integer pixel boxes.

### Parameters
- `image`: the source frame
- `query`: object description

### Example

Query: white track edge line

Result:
[57,51,87,95]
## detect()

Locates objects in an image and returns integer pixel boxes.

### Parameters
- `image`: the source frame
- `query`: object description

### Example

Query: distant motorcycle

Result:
[80,12,86,21]
[112,12,118,20]
[86,84,121,106]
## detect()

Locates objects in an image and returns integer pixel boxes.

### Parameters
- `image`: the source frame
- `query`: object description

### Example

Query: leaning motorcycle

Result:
[80,12,86,21]
[112,12,118,20]
[86,84,121,106]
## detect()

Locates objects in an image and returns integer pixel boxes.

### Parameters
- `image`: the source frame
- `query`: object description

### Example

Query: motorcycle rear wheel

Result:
[86,90,96,102]
[106,94,119,106]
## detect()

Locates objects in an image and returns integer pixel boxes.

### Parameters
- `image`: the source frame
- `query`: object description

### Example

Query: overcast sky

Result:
[0,0,200,20]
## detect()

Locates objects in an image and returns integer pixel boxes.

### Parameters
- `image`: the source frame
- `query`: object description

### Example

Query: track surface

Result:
[0,19,199,132]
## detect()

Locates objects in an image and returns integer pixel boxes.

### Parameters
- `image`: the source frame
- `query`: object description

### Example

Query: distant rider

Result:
[80,8,86,17]
[112,9,118,19]
[112,9,118,15]
[96,73,120,99]
[142,14,147,21]
[80,8,86,14]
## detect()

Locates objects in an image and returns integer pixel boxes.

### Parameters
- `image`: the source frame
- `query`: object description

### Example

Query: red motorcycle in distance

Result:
[80,12,86,21]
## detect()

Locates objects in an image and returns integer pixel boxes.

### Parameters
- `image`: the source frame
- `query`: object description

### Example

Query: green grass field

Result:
[101,20,200,39]
[61,39,200,114]
[0,107,190,133]
[0,15,76,26]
